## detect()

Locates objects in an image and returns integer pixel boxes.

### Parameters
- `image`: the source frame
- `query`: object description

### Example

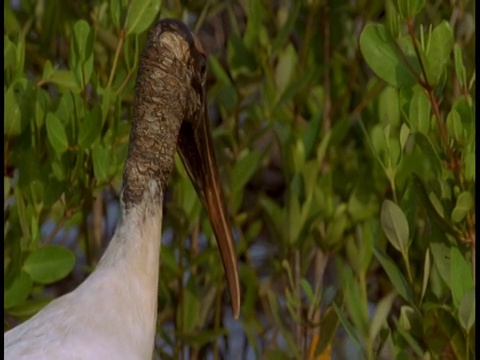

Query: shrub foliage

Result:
[4,0,475,358]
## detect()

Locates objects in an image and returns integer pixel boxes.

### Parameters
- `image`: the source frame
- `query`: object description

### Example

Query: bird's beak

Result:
[176,106,240,319]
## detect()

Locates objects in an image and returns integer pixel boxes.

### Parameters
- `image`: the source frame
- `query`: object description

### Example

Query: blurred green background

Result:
[4,0,475,359]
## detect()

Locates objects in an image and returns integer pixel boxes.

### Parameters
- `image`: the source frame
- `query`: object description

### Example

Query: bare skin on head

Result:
[123,19,241,318]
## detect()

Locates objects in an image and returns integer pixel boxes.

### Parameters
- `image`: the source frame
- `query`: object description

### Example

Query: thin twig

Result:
[92,192,104,265]
[42,207,77,245]
[405,19,464,189]
[107,29,126,90]
[294,250,302,352]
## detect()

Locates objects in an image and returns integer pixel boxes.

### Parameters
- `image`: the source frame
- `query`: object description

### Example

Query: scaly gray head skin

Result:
[122,19,241,318]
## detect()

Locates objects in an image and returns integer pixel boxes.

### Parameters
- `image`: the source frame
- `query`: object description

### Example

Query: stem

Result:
[92,191,104,265]
[42,207,76,244]
[307,249,328,355]
[115,35,139,97]
[190,222,199,276]
[294,250,302,352]
[114,69,134,97]
[403,251,414,285]
[322,2,331,134]
[213,281,222,360]
[176,228,185,360]
[470,216,475,284]
[405,19,464,190]
[107,28,126,90]
[299,1,316,69]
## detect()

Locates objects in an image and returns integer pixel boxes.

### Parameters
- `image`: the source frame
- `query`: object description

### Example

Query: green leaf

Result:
[5,298,52,319]
[275,43,297,95]
[313,305,340,356]
[287,194,302,244]
[243,0,263,49]
[370,124,387,161]
[227,34,257,79]
[290,137,305,173]
[5,78,34,138]
[359,24,417,87]
[302,112,324,159]
[463,151,474,183]
[430,238,451,288]
[398,305,423,338]
[4,35,17,74]
[4,82,23,137]
[446,109,463,143]
[46,113,69,154]
[125,0,161,35]
[34,87,50,128]
[392,0,425,19]
[299,278,314,303]
[412,174,462,240]
[260,197,284,232]
[78,105,103,149]
[373,246,412,302]
[179,278,200,333]
[452,97,474,136]
[378,86,400,126]
[458,288,475,332]
[4,5,21,37]
[47,70,82,93]
[73,20,94,62]
[425,21,454,85]
[413,133,442,177]
[23,245,75,284]
[451,191,474,223]
[4,271,33,309]
[15,36,25,76]
[264,288,299,355]
[333,302,363,348]
[208,56,231,84]
[342,267,368,336]
[325,211,348,249]
[4,176,11,200]
[385,125,401,167]
[43,178,65,207]
[399,123,411,150]
[92,140,110,182]
[408,86,431,134]
[158,246,180,276]
[359,221,375,274]
[110,0,127,29]
[395,334,423,358]
[208,57,237,113]
[450,246,473,308]
[380,200,410,253]
[385,2,403,37]
[71,20,95,87]
[172,170,200,222]
[231,150,262,193]
[420,248,431,303]
[263,350,294,360]
[453,44,467,88]
[369,291,397,341]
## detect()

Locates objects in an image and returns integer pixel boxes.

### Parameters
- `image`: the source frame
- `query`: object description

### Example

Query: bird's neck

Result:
[92,181,164,354]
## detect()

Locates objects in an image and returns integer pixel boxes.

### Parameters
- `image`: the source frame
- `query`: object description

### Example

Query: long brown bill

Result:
[176,108,240,319]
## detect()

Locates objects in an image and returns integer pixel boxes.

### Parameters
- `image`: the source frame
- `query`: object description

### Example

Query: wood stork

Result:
[4,19,240,359]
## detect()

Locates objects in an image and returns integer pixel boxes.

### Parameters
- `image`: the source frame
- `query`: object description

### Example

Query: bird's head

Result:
[123,19,240,318]
[144,19,208,122]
